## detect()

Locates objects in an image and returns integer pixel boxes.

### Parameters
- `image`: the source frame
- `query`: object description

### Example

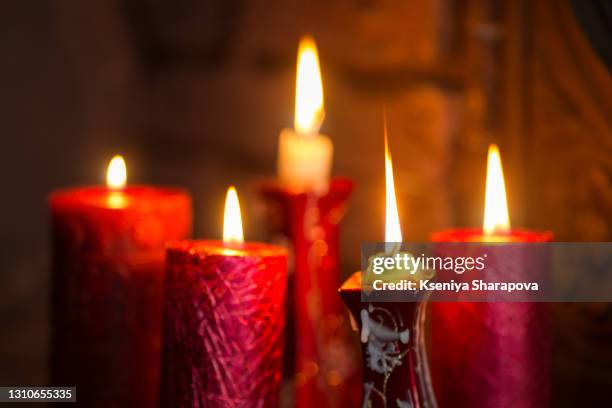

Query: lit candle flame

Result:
[384,123,402,245]
[106,155,127,190]
[483,144,511,235]
[223,186,244,244]
[294,36,324,136]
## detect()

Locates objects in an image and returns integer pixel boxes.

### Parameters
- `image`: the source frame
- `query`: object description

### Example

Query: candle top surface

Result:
[167,239,287,259]
[431,227,553,243]
[50,185,190,211]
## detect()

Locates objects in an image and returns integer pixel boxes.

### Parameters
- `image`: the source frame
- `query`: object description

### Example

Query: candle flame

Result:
[483,144,511,235]
[294,36,324,136]
[384,123,402,244]
[106,155,127,190]
[223,186,244,244]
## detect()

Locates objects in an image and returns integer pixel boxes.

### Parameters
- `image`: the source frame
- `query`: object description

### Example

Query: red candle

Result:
[50,155,192,406]
[161,186,288,408]
[430,145,553,408]
[340,129,437,408]
[262,35,358,407]
[340,274,435,408]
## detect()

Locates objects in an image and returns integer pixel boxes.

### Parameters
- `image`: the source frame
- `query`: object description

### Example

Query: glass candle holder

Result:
[258,178,359,407]
[340,272,437,408]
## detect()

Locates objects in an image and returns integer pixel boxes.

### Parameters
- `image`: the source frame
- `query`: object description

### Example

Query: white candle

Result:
[277,36,333,195]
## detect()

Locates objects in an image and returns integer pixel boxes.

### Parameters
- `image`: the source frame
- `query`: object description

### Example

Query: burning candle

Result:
[339,127,437,408]
[277,36,333,195]
[50,155,192,406]
[260,34,356,407]
[430,144,553,408]
[161,186,288,408]
[431,144,551,243]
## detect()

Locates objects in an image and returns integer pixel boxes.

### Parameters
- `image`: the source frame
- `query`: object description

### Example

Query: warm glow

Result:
[384,124,402,244]
[294,36,324,135]
[223,186,244,244]
[483,144,511,235]
[106,155,127,190]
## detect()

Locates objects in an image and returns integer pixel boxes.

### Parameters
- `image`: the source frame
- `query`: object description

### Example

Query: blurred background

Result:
[0,0,610,405]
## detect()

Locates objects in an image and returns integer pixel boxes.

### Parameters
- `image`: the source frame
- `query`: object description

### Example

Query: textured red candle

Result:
[430,228,553,408]
[50,184,192,406]
[161,240,288,408]
[430,144,554,407]
[259,178,358,406]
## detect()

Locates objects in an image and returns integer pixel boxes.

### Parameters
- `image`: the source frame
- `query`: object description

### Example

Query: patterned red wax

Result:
[161,240,288,408]
[50,185,192,407]
[430,228,553,408]
[339,272,437,408]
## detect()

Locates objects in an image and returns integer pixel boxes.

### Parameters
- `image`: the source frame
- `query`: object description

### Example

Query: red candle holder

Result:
[50,186,192,406]
[161,240,287,408]
[430,228,553,408]
[339,272,437,408]
[258,178,358,407]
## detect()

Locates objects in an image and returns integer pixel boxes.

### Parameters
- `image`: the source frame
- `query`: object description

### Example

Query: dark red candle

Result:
[338,129,437,408]
[50,156,192,406]
[340,272,437,408]
[161,187,288,408]
[430,145,553,408]
[430,229,552,408]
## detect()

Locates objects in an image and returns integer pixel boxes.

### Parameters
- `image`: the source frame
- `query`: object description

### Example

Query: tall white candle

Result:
[277,36,333,195]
